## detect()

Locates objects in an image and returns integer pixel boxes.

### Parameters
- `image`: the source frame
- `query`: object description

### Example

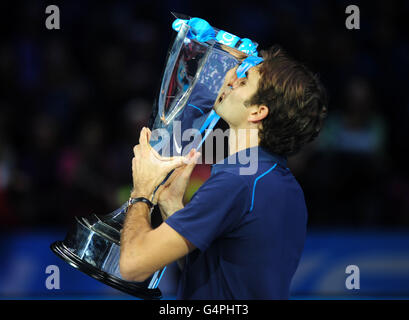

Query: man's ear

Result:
[248,105,269,123]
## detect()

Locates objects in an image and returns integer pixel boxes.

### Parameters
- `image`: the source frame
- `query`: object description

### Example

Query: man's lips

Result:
[216,89,230,105]
[217,92,225,104]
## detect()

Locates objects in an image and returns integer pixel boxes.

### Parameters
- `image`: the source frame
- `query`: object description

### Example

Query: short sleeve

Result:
[165,171,251,251]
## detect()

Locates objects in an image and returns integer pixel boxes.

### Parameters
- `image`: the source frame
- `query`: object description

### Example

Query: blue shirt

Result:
[165,146,308,299]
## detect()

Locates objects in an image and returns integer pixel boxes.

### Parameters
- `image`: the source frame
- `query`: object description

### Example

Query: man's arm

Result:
[120,201,195,282]
[158,205,186,271]
[153,149,200,272]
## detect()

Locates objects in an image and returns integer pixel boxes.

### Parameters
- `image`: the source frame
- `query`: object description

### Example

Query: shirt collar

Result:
[211,146,287,175]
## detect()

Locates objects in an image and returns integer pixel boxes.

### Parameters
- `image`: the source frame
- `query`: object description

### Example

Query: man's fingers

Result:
[146,127,152,141]
[150,145,161,159]
[182,150,201,178]
[191,150,201,165]
[154,152,187,163]
[186,148,195,161]
[133,144,141,157]
[182,149,200,165]
[138,127,165,160]
[139,127,150,154]
[132,157,137,173]
[163,156,187,173]
[152,184,165,205]
[163,166,185,187]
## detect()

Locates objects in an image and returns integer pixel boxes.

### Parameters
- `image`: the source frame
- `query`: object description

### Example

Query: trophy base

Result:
[51,241,162,300]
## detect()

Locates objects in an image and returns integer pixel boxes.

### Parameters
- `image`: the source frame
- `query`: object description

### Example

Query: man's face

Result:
[213,64,261,127]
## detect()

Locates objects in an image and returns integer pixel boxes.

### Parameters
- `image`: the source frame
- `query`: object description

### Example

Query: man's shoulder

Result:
[213,161,287,181]
[202,162,290,197]
[205,169,252,191]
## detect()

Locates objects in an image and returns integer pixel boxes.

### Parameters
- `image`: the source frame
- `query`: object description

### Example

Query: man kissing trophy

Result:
[51,13,263,299]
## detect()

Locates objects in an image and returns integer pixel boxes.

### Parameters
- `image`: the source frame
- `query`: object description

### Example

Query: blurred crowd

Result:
[0,0,408,228]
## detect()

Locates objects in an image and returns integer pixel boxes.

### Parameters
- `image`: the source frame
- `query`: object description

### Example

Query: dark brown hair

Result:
[247,45,328,156]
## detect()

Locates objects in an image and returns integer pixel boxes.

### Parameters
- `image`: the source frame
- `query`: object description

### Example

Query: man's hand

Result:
[121,128,198,280]
[153,148,201,219]
[131,127,187,200]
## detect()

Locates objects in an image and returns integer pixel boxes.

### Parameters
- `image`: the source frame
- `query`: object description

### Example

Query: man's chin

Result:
[213,106,228,123]
[213,103,221,115]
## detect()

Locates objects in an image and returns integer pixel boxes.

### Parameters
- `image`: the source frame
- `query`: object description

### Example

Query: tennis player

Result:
[120,45,327,299]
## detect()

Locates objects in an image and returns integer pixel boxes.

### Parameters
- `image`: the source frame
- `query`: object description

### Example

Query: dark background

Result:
[0,0,408,299]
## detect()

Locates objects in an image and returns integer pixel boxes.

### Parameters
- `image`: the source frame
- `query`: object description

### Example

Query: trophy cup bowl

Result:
[51,13,260,299]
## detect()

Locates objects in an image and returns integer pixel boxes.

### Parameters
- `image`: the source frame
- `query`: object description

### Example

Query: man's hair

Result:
[246,45,328,157]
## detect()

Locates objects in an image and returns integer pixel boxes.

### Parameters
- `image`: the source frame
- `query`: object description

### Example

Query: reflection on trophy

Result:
[50,13,261,299]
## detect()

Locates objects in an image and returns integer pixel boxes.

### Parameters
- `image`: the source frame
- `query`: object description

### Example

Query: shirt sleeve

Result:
[165,171,251,251]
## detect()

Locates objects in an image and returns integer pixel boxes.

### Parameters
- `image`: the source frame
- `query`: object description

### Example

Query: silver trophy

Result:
[51,13,261,299]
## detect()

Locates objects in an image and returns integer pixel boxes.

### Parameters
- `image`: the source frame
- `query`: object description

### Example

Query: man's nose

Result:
[226,68,239,88]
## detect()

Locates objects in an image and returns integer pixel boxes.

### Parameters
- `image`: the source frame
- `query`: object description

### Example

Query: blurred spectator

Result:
[291,76,389,226]
[321,77,387,225]
[0,106,16,225]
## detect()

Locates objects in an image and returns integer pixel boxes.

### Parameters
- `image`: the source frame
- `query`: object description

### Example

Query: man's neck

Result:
[228,126,259,156]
